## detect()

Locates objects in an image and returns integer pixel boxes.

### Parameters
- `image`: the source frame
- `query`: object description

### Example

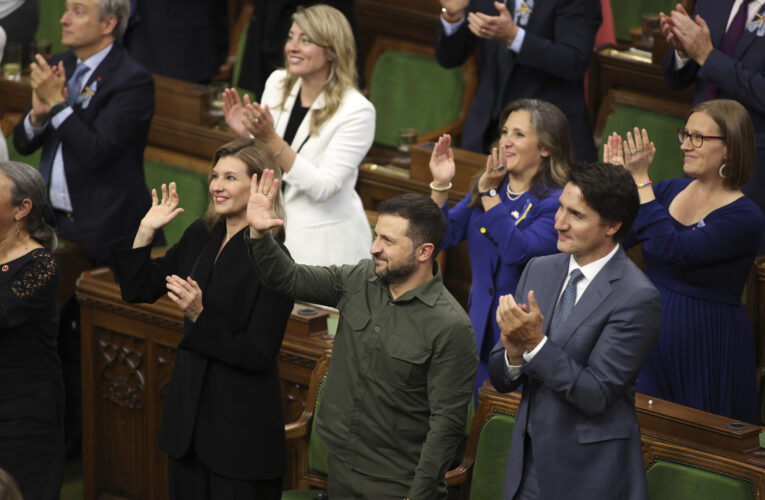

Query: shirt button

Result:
[389,301,394,306]
[374,326,380,332]
[480,227,487,234]
[488,288,494,296]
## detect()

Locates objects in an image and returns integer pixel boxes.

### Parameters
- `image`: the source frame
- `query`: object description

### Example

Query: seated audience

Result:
[605,99,765,423]
[0,161,64,500]
[222,3,373,266]
[111,139,294,500]
[429,98,571,397]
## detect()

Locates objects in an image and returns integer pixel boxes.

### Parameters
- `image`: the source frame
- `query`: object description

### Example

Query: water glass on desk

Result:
[3,42,21,81]
[396,128,417,166]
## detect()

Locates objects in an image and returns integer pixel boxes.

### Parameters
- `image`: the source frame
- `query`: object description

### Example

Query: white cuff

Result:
[23,113,47,140]
[51,106,73,129]
[440,15,465,36]
[508,27,526,53]
[674,50,690,69]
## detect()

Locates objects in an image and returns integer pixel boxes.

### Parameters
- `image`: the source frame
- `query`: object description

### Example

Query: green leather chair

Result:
[596,89,691,183]
[647,459,755,500]
[611,0,678,42]
[365,36,477,149]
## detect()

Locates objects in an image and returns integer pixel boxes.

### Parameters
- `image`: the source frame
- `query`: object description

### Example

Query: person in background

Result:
[0,0,39,65]
[661,0,765,213]
[428,98,570,397]
[0,26,8,162]
[222,3,373,266]
[435,0,601,162]
[111,139,294,499]
[605,99,765,423]
[0,161,64,500]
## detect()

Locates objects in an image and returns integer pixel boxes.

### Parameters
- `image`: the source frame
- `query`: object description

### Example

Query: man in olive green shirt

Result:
[246,173,478,500]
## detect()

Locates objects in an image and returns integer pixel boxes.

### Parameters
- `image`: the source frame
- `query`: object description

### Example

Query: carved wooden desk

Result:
[76,268,333,500]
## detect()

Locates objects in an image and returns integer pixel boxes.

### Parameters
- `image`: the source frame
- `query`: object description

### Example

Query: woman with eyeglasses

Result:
[604,99,765,422]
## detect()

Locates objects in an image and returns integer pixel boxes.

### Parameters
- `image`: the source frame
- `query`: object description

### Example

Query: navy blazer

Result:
[13,42,156,262]
[488,248,661,500]
[435,0,601,161]
[112,221,294,480]
[663,0,765,211]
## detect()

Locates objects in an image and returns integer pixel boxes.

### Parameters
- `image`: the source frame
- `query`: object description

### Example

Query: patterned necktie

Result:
[703,0,752,101]
[548,269,584,342]
[66,63,89,106]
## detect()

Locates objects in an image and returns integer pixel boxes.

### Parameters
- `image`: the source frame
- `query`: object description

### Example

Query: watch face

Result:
[490,189,497,197]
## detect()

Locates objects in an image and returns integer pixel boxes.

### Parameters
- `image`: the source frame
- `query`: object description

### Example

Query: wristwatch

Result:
[49,101,68,117]
[479,188,498,197]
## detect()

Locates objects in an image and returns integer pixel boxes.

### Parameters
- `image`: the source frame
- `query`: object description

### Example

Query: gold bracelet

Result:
[429,181,453,192]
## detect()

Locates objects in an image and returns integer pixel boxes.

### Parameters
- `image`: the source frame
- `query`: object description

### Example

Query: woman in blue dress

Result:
[428,99,572,396]
[605,99,765,423]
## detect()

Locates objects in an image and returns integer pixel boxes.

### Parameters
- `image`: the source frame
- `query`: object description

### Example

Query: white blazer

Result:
[261,70,374,266]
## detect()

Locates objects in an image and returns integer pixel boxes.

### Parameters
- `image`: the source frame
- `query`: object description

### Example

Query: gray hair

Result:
[96,0,131,39]
[0,162,57,251]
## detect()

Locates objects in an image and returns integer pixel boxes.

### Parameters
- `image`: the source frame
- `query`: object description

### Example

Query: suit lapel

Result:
[553,248,625,349]
[709,0,737,47]
[734,3,765,59]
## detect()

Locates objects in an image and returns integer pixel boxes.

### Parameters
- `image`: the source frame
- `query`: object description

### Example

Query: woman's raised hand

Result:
[478,147,506,191]
[429,134,456,187]
[622,127,656,182]
[246,169,284,238]
[604,132,625,167]
[133,183,184,248]
[222,88,251,138]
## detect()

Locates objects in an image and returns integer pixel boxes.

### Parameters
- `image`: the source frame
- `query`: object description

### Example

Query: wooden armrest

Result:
[284,416,311,440]
[445,463,473,487]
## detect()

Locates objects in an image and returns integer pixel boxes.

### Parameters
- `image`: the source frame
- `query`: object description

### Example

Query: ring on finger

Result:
[496,165,505,172]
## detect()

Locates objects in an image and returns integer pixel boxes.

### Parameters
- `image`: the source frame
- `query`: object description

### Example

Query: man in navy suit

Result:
[13,0,155,264]
[435,0,600,161]
[661,0,765,212]
[488,162,661,500]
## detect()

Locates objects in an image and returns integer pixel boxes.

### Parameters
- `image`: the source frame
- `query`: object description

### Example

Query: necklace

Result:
[506,183,526,201]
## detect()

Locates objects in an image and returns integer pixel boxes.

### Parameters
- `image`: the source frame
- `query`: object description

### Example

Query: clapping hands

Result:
[603,128,655,183]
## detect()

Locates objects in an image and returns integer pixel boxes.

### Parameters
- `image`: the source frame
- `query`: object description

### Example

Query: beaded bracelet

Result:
[636,180,653,189]
[429,181,453,192]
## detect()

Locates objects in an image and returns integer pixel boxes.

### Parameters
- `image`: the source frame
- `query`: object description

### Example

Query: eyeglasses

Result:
[677,129,726,148]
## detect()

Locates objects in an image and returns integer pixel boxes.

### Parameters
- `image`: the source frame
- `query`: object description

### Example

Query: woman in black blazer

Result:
[111,139,294,499]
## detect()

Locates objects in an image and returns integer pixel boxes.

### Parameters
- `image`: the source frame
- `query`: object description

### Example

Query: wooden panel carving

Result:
[97,331,146,410]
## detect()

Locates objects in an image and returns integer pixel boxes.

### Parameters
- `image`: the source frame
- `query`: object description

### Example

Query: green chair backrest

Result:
[143,159,209,247]
[7,132,42,168]
[308,377,329,474]
[646,459,755,500]
[612,0,677,42]
[469,411,515,500]
[36,0,67,55]
[599,105,686,183]
[368,50,464,148]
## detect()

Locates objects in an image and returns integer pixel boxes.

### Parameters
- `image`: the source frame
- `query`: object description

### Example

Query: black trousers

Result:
[169,448,282,500]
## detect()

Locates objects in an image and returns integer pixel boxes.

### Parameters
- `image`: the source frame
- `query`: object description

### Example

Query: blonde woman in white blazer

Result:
[222,4,374,266]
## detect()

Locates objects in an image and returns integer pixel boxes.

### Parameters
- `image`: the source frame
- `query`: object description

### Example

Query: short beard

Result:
[375,254,416,286]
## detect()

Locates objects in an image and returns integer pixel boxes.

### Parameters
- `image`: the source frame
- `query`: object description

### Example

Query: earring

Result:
[719,163,727,178]
[15,221,20,236]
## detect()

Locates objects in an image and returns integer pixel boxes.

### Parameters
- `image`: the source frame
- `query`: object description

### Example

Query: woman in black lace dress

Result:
[0,161,63,500]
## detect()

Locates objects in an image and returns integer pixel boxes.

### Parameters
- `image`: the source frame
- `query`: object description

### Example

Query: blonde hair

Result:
[203,139,286,241]
[279,4,357,136]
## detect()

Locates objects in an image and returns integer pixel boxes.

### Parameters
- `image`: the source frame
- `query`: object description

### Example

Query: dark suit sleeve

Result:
[515,0,601,81]
[53,68,155,167]
[12,113,46,155]
[523,284,661,417]
[697,48,765,115]
[662,49,700,90]
[434,4,478,68]
[179,282,294,373]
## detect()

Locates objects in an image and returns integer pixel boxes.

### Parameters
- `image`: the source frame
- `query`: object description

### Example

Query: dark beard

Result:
[374,254,416,285]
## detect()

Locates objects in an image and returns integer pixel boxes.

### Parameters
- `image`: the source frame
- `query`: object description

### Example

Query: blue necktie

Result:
[66,63,89,106]
[549,269,584,342]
